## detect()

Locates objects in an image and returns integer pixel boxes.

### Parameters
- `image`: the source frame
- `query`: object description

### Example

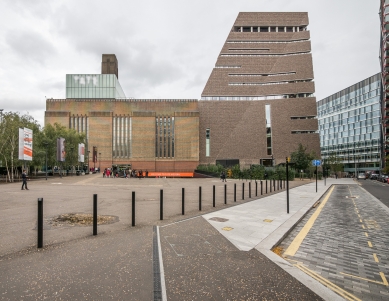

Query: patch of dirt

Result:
[49,213,119,227]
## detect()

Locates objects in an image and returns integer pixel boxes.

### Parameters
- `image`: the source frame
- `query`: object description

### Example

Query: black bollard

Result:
[132,191,135,226]
[224,184,227,204]
[182,188,185,215]
[242,183,245,200]
[266,180,268,194]
[199,186,202,211]
[270,180,272,192]
[261,181,263,195]
[249,182,251,198]
[234,183,236,202]
[93,194,97,235]
[37,198,43,248]
[160,189,163,220]
[255,181,258,197]
[213,185,215,207]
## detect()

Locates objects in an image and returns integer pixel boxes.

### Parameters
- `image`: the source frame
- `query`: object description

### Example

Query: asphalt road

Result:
[358,179,389,208]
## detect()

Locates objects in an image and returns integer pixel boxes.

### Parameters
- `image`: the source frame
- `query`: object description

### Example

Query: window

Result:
[265,105,272,155]
[206,129,210,157]
[155,116,174,158]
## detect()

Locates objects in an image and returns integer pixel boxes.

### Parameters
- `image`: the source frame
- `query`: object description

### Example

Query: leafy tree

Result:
[326,152,344,177]
[290,143,316,172]
[0,112,40,182]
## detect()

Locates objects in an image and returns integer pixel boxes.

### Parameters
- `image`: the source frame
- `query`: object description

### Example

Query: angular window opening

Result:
[286,27,294,32]
[270,27,277,32]
[260,27,269,32]
[243,27,251,32]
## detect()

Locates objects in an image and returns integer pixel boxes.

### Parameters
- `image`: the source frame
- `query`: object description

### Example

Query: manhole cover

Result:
[209,217,229,222]
[49,213,118,227]
[222,227,233,231]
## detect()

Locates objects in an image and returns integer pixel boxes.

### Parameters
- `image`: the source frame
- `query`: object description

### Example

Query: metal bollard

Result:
[37,198,43,248]
[160,190,163,220]
[261,181,263,195]
[182,188,185,215]
[213,185,215,207]
[224,184,227,204]
[234,183,236,202]
[93,194,97,235]
[132,191,135,226]
[255,181,258,196]
[266,180,268,194]
[249,182,251,198]
[242,183,245,200]
[270,180,272,193]
[199,186,202,211]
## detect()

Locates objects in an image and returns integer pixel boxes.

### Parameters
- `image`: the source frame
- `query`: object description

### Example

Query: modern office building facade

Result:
[317,74,382,174]
[380,0,389,168]
[45,12,320,173]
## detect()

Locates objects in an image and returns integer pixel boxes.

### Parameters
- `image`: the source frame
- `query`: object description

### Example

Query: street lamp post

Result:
[44,142,48,180]
[99,152,101,172]
[70,146,74,176]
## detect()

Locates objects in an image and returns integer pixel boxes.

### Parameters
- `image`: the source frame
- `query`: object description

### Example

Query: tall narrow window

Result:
[265,105,272,155]
[155,116,175,158]
[206,128,210,157]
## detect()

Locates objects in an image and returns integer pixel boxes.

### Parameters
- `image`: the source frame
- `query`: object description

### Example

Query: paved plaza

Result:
[0,174,387,300]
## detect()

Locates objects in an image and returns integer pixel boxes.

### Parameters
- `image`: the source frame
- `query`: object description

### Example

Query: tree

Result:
[290,143,316,172]
[326,152,344,177]
[0,112,41,182]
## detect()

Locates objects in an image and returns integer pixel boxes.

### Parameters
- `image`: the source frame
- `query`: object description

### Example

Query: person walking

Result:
[21,170,29,190]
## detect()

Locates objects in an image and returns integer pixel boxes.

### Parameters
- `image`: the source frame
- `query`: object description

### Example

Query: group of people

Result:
[102,168,149,179]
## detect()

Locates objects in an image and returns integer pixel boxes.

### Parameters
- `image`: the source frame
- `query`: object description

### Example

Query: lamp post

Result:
[70,146,74,176]
[44,142,48,180]
[99,152,101,172]
[87,150,90,174]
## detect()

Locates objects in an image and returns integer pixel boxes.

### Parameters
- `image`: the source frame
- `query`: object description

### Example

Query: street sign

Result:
[312,160,321,166]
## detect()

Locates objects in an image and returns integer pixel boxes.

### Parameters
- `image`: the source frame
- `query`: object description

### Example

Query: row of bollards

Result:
[37,179,286,248]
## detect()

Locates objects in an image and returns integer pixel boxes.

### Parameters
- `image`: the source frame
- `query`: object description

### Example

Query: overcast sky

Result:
[0,0,381,126]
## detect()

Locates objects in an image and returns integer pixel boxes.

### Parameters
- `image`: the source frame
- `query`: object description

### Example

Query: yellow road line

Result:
[341,272,388,286]
[360,219,363,223]
[368,241,373,247]
[296,264,362,301]
[373,253,379,262]
[358,214,361,218]
[365,232,369,237]
[380,272,389,286]
[361,224,365,229]
[284,186,335,257]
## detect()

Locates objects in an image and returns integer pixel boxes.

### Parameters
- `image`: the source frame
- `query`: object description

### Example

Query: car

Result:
[357,173,366,179]
[369,173,378,180]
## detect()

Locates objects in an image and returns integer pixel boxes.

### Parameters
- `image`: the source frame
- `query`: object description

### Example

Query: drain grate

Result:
[209,217,229,222]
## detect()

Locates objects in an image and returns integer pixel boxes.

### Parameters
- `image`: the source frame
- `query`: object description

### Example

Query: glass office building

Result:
[317,73,382,174]
[66,74,126,99]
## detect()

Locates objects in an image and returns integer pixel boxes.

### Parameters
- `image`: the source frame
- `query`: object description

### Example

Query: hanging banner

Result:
[78,143,85,163]
[57,138,66,162]
[18,128,33,161]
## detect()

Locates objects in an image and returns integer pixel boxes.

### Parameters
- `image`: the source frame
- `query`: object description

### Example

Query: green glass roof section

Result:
[66,74,126,99]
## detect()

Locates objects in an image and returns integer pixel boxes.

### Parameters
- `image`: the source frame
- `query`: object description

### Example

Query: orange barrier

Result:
[147,172,194,178]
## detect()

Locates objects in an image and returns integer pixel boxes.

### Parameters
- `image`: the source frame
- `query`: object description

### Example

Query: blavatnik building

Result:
[45,12,320,174]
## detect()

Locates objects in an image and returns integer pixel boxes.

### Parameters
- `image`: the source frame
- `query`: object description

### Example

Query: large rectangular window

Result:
[112,116,131,158]
[155,116,174,158]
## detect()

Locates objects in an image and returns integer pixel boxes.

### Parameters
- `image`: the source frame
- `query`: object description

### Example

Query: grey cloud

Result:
[6,31,57,65]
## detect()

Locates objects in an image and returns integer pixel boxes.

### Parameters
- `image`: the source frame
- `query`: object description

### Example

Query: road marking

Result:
[365,232,368,237]
[373,253,379,262]
[341,272,388,286]
[380,272,389,286]
[284,186,334,257]
[361,225,365,229]
[368,241,373,247]
[359,219,363,223]
[295,264,362,301]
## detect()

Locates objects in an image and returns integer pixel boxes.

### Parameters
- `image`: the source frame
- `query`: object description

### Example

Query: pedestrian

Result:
[221,171,226,182]
[21,170,29,190]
